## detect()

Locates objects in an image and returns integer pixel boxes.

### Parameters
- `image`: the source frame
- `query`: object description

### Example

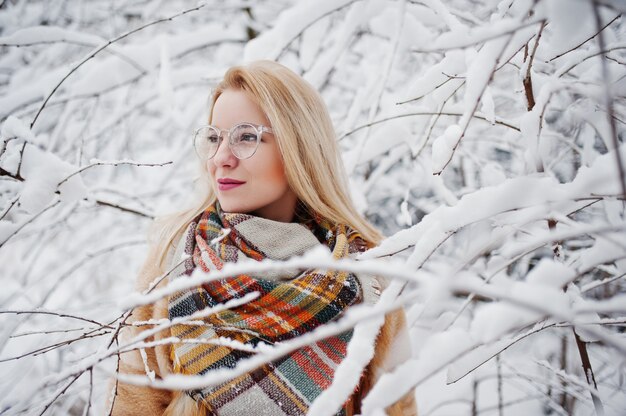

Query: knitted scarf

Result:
[168,201,370,415]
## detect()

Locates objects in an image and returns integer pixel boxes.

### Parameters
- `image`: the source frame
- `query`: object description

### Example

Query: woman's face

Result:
[207,89,298,222]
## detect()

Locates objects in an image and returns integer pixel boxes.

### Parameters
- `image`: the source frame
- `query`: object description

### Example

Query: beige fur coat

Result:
[105,233,416,416]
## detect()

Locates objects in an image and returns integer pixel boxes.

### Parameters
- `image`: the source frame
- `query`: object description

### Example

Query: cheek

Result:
[263,157,287,184]
[206,162,217,192]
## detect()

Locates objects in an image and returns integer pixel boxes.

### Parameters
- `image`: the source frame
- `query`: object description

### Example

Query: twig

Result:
[0,310,111,328]
[1,38,147,74]
[11,326,95,337]
[501,362,575,416]
[434,33,514,175]
[353,0,407,168]
[57,159,173,187]
[0,197,61,249]
[274,1,360,60]
[338,111,519,141]
[0,332,107,363]
[94,199,153,218]
[81,368,93,416]
[0,166,24,181]
[396,76,455,105]
[33,239,148,308]
[523,21,546,111]
[38,373,82,416]
[0,194,19,221]
[592,2,626,199]
[548,14,621,62]
[411,81,466,161]
[29,3,209,129]
[1,151,157,220]
[105,310,133,416]
[557,45,626,78]
[7,72,145,122]
[497,354,503,416]
[573,330,605,416]
[471,378,478,416]
[15,141,26,178]
[581,272,626,293]
[446,321,559,384]
[605,54,626,66]
[477,395,545,414]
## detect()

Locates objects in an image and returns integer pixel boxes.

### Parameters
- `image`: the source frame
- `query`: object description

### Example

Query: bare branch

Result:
[592,1,626,199]
[57,158,173,187]
[0,310,111,328]
[523,21,546,111]
[339,110,519,142]
[29,3,210,129]
[548,14,621,62]
[573,330,605,415]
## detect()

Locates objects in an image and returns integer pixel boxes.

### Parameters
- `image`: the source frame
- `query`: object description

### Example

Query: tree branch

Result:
[29,3,209,129]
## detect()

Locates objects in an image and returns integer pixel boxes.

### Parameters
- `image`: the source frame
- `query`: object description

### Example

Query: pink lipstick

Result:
[217,178,245,191]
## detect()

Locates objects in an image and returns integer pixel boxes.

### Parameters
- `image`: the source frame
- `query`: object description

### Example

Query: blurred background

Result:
[0,0,625,415]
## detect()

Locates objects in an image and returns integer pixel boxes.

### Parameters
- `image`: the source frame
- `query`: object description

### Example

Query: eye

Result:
[206,133,220,144]
[239,133,257,143]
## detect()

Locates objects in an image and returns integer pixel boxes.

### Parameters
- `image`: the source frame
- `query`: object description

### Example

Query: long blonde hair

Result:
[148,60,383,272]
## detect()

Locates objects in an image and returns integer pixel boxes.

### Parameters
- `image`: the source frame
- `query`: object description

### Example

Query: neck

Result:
[248,190,299,223]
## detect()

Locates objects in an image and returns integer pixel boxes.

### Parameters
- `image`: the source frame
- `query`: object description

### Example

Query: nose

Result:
[211,135,238,168]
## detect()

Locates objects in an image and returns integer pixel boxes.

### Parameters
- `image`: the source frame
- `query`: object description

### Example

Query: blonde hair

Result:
[149,60,383,272]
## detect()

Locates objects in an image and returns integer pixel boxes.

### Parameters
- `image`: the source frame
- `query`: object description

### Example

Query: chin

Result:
[219,201,249,214]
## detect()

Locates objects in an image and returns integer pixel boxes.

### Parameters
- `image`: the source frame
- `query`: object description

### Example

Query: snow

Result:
[480,86,495,125]
[243,0,356,62]
[0,25,104,46]
[519,109,542,171]
[464,37,507,114]
[1,1,625,415]
[401,50,465,104]
[566,285,602,343]
[448,320,543,384]
[431,124,462,174]
[0,65,69,120]
[0,220,20,244]
[70,24,245,97]
[1,115,35,142]
[366,144,626,265]
[414,13,543,52]
[299,16,329,71]
[525,258,575,288]
[303,2,370,89]
[309,280,403,415]
[545,0,595,56]
[12,143,87,214]
[419,0,466,33]
[120,245,422,310]
[362,328,473,413]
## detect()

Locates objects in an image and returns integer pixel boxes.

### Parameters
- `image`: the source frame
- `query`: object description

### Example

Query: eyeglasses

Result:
[193,122,273,160]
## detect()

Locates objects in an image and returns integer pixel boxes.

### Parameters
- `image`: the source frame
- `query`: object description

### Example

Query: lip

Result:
[217,177,245,191]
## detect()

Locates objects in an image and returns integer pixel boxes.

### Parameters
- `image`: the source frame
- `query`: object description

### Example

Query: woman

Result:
[108,60,416,415]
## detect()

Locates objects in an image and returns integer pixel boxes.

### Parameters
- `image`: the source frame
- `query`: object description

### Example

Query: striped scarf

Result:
[168,201,369,415]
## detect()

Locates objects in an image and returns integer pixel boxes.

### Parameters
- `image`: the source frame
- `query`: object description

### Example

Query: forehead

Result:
[211,89,271,129]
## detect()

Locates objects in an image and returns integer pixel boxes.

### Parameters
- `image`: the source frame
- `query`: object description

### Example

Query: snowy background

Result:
[1,0,625,415]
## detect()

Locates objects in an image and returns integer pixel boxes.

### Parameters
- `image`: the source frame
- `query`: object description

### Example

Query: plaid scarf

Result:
[168,201,369,415]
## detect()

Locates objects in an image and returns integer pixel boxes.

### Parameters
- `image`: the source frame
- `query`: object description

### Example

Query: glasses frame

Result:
[192,122,273,160]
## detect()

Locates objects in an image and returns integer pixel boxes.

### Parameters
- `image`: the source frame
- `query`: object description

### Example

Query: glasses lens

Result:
[231,124,259,159]
[194,126,220,159]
